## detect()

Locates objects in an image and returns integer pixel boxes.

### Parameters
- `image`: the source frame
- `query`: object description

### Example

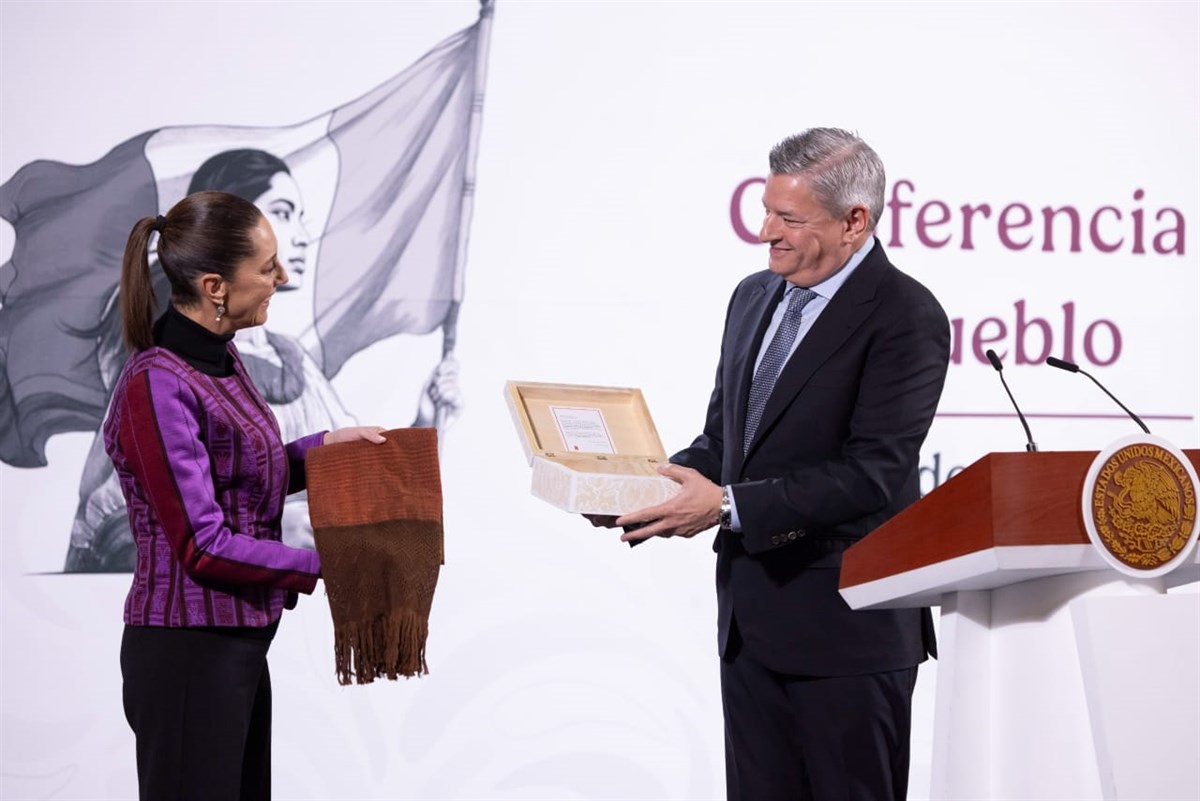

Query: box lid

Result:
[505,380,669,465]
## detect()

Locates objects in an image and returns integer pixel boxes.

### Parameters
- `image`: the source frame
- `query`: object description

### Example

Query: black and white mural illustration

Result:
[0,2,493,572]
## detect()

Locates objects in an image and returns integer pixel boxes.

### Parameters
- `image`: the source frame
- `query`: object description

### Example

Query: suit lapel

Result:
[744,245,888,461]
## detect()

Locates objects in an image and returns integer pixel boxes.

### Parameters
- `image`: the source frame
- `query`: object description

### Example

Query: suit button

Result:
[770,535,780,545]
[787,531,797,541]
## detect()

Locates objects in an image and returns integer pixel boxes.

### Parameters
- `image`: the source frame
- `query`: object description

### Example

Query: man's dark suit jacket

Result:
[672,239,950,677]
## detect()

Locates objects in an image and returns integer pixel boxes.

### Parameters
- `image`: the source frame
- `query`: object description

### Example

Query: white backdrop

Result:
[1,1,1197,799]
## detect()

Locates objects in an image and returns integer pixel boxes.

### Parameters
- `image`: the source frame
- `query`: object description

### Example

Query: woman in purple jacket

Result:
[107,189,384,800]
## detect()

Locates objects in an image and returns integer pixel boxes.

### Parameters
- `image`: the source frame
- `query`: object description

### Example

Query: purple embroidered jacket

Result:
[105,344,322,628]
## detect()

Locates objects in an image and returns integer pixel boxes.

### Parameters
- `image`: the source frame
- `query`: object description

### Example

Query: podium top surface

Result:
[839,450,1200,593]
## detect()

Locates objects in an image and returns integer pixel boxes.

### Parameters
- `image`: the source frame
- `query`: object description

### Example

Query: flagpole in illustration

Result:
[437,0,495,431]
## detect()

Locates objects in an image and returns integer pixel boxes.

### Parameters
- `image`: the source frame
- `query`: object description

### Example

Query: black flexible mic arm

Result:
[985,349,1038,452]
[1045,356,1151,434]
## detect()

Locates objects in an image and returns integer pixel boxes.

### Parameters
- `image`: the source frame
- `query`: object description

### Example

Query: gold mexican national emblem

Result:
[1090,444,1199,570]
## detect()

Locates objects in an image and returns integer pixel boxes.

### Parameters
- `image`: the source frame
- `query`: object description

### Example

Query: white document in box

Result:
[550,406,616,454]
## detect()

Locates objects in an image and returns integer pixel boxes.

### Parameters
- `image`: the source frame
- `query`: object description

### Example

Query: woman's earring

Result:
[215,302,226,323]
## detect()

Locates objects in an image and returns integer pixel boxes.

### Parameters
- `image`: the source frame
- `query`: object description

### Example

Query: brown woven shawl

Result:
[306,428,443,684]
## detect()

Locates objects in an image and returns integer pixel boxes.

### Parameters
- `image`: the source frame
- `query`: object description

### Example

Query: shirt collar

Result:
[804,236,876,301]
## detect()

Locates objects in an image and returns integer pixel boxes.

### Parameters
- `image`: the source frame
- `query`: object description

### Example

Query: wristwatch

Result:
[718,486,732,530]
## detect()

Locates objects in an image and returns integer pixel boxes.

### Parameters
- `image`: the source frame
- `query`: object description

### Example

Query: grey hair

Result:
[768,128,886,230]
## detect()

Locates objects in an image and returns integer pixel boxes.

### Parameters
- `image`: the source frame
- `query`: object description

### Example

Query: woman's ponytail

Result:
[118,217,160,351]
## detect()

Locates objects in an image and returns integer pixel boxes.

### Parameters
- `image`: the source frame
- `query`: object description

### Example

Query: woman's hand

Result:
[413,356,463,429]
[324,426,387,446]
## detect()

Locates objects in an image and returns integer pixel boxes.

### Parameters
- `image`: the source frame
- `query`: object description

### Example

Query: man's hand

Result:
[615,464,722,543]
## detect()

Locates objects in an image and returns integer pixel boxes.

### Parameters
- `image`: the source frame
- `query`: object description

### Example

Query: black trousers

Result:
[720,626,919,801]
[120,622,278,801]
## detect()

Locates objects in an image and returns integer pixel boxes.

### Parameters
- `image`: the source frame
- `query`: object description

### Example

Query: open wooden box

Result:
[505,380,682,515]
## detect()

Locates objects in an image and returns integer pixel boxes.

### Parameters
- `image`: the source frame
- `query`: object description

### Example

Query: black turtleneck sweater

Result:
[152,306,236,377]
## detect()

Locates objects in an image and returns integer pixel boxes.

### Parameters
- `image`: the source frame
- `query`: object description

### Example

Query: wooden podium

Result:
[840,451,1200,801]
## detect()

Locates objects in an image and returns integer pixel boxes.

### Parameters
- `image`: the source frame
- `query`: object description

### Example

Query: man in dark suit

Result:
[615,128,950,800]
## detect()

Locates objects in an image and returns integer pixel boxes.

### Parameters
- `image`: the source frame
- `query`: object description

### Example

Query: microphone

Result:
[1045,356,1151,434]
[985,349,1038,452]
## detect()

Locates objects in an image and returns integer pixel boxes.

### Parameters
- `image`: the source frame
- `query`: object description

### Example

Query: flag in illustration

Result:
[0,1,492,468]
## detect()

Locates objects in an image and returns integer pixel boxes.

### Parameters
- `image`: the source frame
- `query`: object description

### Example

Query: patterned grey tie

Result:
[743,286,818,454]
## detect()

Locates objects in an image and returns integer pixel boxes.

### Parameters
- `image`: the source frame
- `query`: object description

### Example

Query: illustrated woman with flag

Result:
[107,190,386,798]
[2,3,491,575]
